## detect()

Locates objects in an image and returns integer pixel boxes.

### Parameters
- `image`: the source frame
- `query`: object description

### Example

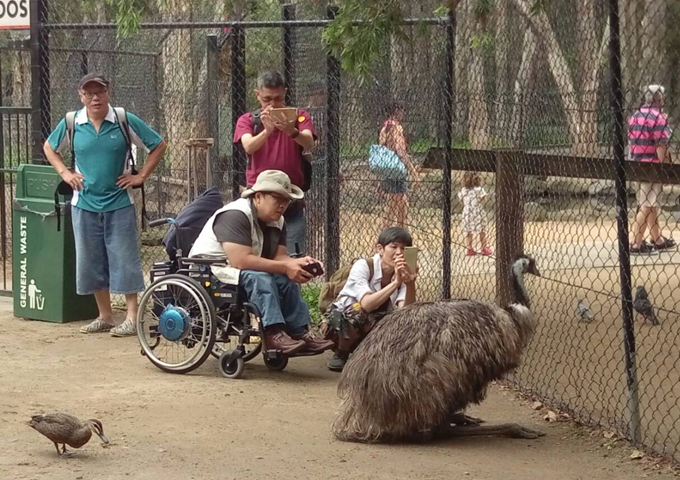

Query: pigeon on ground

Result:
[633,286,659,326]
[576,299,594,323]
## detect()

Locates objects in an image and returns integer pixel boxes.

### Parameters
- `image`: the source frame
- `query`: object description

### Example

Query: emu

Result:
[332,255,544,443]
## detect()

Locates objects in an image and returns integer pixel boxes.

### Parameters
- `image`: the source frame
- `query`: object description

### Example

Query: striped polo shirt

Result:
[627,107,672,163]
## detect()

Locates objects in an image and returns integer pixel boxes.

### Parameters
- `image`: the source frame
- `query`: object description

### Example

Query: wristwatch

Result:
[291,128,300,139]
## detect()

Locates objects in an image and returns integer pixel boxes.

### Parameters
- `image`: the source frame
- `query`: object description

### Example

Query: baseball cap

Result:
[78,73,110,90]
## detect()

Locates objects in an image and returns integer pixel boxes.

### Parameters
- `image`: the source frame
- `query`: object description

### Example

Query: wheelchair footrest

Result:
[264,349,323,359]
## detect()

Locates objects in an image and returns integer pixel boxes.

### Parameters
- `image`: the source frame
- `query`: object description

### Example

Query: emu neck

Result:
[511,266,530,307]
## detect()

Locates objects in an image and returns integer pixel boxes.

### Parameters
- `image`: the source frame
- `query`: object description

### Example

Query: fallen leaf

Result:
[544,411,558,422]
[531,401,544,411]
[603,431,616,439]
[630,450,645,460]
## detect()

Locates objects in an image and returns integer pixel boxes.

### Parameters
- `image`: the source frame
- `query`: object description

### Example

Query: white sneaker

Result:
[80,318,114,334]
[110,318,137,337]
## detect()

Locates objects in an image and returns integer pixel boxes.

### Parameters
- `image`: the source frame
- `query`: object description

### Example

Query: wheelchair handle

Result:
[148,217,177,227]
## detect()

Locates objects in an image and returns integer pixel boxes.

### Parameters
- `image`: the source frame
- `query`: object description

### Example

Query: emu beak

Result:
[98,432,110,444]
[531,267,542,277]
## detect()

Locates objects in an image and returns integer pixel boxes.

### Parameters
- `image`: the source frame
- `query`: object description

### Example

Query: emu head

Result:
[510,254,541,308]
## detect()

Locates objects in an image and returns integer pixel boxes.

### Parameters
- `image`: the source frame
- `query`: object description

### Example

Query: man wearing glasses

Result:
[43,73,166,336]
[189,170,333,354]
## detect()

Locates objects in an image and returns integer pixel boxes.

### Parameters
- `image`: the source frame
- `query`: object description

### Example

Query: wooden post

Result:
[495,151,524,306]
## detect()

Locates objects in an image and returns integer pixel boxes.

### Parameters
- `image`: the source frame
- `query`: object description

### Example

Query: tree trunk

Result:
[640,0,668,90]
[494,0,511,137]
[580,17,610,154]
[467,0,490,149]
[10,51,31,107]
[620,0,644,109]
[512,0,581,146]
[159,0,195,176]
[509,26,538,148]
[454,0,470,140]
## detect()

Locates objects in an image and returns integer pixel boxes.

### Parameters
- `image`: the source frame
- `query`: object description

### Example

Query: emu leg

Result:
[449,412,485,426]
[437,423,545,440]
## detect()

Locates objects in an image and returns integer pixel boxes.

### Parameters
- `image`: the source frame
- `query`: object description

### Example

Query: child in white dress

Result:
[458,171,491,256]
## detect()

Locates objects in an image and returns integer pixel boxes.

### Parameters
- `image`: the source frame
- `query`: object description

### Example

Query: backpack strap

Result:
[251,109,262,136]
[113,107,147,223]
[65,111,77,170]
[55,111,78,232]
[113,107,133,168]
[246,109,262,170]
[365,258,374,282]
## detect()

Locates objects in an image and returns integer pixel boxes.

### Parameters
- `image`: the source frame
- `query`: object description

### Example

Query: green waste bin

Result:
[12,164,98,323]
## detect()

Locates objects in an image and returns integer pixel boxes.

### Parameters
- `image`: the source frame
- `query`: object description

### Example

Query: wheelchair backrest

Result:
[162,187,223,261]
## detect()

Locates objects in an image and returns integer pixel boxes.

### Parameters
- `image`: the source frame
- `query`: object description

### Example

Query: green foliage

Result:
[321,0,407,83]
[301,284,322,324]
[433,5,450,17]
[530,0,550,15]
[107,0,148,38]
[471,32,494,52]
[473,0,495,22]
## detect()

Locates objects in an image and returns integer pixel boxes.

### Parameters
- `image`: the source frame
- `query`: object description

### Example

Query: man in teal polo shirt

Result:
[43,73,167,336]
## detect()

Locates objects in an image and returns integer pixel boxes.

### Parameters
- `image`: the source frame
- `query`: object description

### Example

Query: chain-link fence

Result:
[1,0,679,465]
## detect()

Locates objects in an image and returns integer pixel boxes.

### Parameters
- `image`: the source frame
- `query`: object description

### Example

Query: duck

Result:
[28,413,109,457]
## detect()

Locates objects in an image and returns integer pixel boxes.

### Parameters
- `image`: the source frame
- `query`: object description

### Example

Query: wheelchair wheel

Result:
[219,350,245,379]
[137,274,216,374]
[211,310,262,361]
[264,355,289,372]
[213,339,262,362]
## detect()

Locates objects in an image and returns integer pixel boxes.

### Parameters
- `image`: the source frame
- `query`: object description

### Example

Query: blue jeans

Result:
[239,270,310,334]
[71,205,145,295]
[284,207,306,255]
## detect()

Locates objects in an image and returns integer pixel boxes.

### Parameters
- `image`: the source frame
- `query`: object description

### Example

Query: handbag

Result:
[369,144,407,180]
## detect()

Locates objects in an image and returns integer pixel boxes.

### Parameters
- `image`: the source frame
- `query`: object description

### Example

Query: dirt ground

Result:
[0,298,677,480]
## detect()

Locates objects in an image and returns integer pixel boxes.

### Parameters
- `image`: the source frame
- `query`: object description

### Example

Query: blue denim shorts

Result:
[71,205,145,295]
[380,178,408,194]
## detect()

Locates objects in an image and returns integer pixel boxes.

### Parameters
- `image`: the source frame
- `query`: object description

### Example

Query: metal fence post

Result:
[79,50,88,77]
[442,10,455,300]
[231,25,247,200]
[30,0,50,164]
[608,0,641,445]
[282,4,296,107]
[325,5,341,276]
[206,34,220,181]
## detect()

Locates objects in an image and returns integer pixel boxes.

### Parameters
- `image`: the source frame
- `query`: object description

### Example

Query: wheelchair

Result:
[136,217,324,379]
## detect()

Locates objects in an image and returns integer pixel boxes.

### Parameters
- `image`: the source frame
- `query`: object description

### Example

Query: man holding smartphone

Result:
[189,170,333,355]
[233,71,316,255]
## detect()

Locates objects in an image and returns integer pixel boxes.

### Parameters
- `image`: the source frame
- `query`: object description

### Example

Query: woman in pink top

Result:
[378,102,418,230]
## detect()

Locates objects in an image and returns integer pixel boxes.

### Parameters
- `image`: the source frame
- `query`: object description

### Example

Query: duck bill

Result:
[98,432,110,444]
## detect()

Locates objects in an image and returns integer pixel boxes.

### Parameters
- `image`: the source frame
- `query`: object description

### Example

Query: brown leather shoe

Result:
[264,329,306,355]
[291,332,335,353]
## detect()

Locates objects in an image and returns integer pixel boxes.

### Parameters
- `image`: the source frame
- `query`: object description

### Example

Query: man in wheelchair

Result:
[189,170,334,355]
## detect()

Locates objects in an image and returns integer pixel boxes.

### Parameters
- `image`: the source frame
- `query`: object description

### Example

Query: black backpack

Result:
[251,109,313,192]
[54,107,146,230]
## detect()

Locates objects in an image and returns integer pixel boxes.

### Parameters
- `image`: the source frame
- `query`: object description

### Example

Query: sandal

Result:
[630,243,658,255]
[653,237,677,250]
